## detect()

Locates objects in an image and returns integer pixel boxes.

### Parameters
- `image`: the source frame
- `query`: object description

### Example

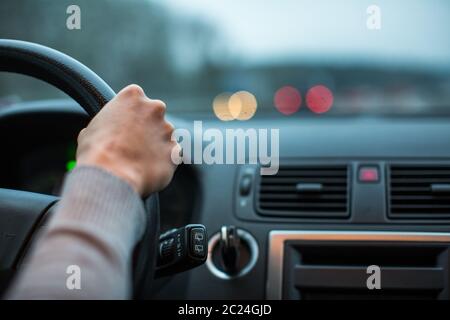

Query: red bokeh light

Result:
[306,85,334,114]
[274,86,302,115]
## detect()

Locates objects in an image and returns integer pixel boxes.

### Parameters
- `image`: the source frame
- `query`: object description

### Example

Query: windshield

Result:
[1,0,449,115]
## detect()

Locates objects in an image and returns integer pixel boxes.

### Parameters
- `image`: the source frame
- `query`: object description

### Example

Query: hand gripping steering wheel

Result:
[0,39,158,299]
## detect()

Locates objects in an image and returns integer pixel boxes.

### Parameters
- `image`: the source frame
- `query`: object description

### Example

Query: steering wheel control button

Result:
[359,166,379,183]
[155,224,208,278]
[190,227,206,258]
[159,238,175,264]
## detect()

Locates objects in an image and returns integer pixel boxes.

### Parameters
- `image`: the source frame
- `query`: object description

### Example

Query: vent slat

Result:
[389,165,450,219]
[261,177,347,184]
[260,194,347,200]
[257,165,349,218]
[391,187,433,191]
[260,186,347,192]
[260,202,346,208]
[392,204,450,209]
[390,167,450,172]
[392,178,450,183]
[273,170,346,177]
[392,174,450,179]
[391,195,450,200]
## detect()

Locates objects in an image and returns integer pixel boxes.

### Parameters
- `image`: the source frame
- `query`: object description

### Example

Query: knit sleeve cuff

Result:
[47,165,147,260]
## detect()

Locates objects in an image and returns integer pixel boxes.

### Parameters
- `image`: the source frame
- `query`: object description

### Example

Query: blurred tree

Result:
[0,0,223,111]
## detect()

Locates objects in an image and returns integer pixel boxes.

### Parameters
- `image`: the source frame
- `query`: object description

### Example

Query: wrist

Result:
[77,151,145,196]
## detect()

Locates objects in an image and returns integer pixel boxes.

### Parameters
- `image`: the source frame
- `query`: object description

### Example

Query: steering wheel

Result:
[0,39,159,299]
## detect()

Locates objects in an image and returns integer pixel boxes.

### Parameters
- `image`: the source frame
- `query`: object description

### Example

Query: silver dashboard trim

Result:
[207,229,259,280]
[266,230,450,300]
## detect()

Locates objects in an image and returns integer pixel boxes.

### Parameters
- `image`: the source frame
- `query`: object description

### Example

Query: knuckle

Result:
[165,121,175,133]
[77,128,86,143]
[122,84,145,98]
[130,97,167,119]
[152,99,166,116]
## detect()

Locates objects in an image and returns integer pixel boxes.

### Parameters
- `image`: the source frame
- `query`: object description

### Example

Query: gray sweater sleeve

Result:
[7,166,147,300]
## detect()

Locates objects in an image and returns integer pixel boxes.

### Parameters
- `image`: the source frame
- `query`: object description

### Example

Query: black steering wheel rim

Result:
[0,39,158,299]
[0,39,114,116]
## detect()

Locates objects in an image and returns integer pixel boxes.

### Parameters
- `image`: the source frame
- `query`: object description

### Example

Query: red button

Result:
[359,167,379,182]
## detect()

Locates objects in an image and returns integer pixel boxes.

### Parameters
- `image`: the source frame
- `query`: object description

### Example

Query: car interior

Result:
[1,0,450,300]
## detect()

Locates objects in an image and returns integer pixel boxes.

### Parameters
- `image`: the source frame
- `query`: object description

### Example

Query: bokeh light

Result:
[227,92,244,119]
[213,92,234,121]
[213,91,257,121]
[306,85,334,114]
[274,86,302,115]
[230,91,258,120]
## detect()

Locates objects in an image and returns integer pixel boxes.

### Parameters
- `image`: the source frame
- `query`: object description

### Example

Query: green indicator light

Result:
[66,160,77,171]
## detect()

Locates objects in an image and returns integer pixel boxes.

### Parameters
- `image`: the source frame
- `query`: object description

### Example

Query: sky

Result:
[156,0,450,69]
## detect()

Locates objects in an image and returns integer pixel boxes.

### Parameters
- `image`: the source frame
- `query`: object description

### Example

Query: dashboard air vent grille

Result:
[389,165,450,219]
[257,165,349,218]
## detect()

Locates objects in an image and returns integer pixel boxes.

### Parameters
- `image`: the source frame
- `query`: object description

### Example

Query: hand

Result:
[76,84,180,196]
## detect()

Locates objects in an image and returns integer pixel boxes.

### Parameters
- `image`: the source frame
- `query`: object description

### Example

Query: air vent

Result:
[282,241,447,300]
[257,165,349,218]
[389,165,450,219]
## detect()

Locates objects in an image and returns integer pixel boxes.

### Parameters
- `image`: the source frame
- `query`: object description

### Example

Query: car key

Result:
[155,224,207,278]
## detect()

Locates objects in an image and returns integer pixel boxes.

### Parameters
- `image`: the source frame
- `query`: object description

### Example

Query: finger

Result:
[164,120,175,139]
[149,99,166,117]
[77,128,87,143]
[118,84,146,98]
[170,141,183,165]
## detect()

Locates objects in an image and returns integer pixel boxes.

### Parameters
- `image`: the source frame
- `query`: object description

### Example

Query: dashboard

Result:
[2,100,450,299]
